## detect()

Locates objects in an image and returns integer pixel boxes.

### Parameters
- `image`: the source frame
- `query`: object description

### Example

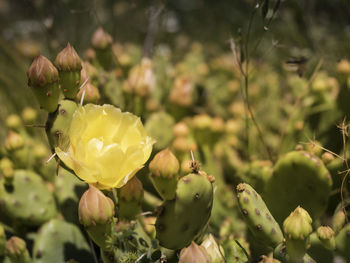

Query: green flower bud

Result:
[283,206,312,263]
[78,184,115,227]
[117,176,143,220]
[179,242,211,263]
[6,114,21,130]
[173,122,189,137]
[27,54,60,112]
[5,236,31,262]
[193,114,212,130]
[118,176,143,203]
[77,82,100,104]
[0,158,14,184]
[91,28,113,50]
[55,43,82,99]
[55,43,82,72]
[283,206,312,240]
[5,131,24,151]
[321,152,334,165]
[149,149,179,200]
[149,149,179,178]
[21,107,37,124]
[33,143,49,161]
[332,210,346,234]
[316,226,335,250]
[337,59,350,75]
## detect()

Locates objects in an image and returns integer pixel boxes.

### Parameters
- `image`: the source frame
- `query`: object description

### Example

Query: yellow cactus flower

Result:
[55,104,154,189]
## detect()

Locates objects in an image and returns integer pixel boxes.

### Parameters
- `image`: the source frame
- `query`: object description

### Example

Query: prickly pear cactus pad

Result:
[236,183,283,248]
[33,219,93,263]
[0,170,57,227]
[265,151,332,224]
[155,171,214,249]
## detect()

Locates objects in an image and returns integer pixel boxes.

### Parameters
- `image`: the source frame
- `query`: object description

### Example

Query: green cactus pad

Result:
[54,168,87,224]
[308,232,334,263]
[265,151,332,224]
[238,160,273,194]
[335,223,350,261]
[33,219,93,263]
[236,183,283,248]
[145,112,175,151]
[0,170,57,227]
[46,99,78,150]
[274,243,317,263]
[155,172,213,249]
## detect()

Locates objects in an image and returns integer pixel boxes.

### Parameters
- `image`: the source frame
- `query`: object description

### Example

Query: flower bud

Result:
[84,48,96,61]
[193,114,211,129]
[118,176,143,202]
[27,54,60,112]
[55,43,82,72]
[321,152,334,164]
[0,158,14,181]
[6,114,21,130]
[80,62,98,82]
[181,159,193,174]
[283,206,312,240]
[211,117,225,134]
[55,43,82,99]
[173,122,189,137]
[21,107,37,124]
[149,149,179,178]
[77,82,100,104]
[117,176,143,220]
[169,76,193,107]
[225,119,240,134]
[33,143,50,161]
[179,242,211,263]
[5,131,24,151]
[78,184,115,227]
[283,206,312,263]
[316,226,335,250]
[149,149,179,200]
[145,98,161,112]
[332,210,346,233]
[172,137,197,154]
[124,58,155,97]
[91,28,114,69]
[337,59,350,75]
[201,234,225,263]
[305,141,322,157]
[91,27,113,50]
[5,236,31,262]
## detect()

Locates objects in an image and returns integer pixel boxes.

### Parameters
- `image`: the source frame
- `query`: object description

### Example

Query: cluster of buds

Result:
[27,43,83,112]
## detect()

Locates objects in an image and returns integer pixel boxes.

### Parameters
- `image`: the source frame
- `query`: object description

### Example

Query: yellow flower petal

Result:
[55,146,74,170]
[55,104,153,189]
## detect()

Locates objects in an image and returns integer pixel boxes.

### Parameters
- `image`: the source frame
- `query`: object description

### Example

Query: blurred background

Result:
[0,0,350,139]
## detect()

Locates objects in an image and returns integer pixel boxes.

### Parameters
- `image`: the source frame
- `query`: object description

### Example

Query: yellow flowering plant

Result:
[55,104,154,189]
